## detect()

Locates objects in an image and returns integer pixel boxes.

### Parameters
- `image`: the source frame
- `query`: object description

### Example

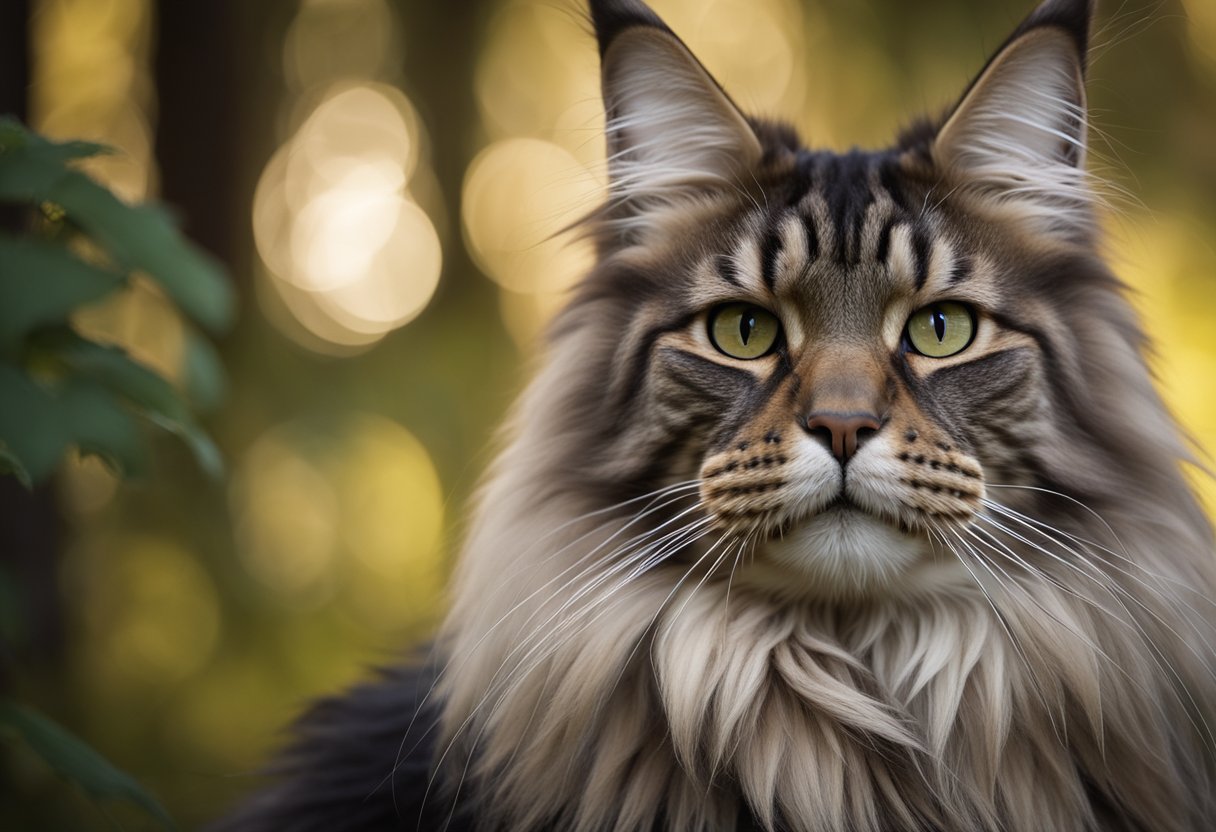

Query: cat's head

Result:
[532,0,1163,599]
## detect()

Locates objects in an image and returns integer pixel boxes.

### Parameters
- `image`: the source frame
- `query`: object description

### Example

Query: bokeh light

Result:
[253,0,442,355]
[462,137,599,346]
[231,429,340,601]
[254,82,440,352]
[30,0,157,202]
[462,137,598,294]
[334,415,446,631]
[283,0,401,93]
[68,535,221,691]
[648,0,804,117]
[475,1,602,147]
[230,415,446,627]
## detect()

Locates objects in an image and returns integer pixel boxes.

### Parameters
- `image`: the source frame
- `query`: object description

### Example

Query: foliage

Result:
[0,117,234,828]
[0,117,233,487]
[0,703,176,829]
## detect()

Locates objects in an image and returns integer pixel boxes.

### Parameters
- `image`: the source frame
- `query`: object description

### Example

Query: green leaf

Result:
[0,364,146,484]
[0,124,234,334]
[45,333,192,422]
[0,443,33,489]
[182,328,226,413]
[0,116,109,163]
[0,701,175,829]
[0,119,230,486]
[51,174,235,333]
[146,411,225,479]
[0,365,71,482]
[0,136,98,201]
[0,236,127,353]
[43,333,224,478]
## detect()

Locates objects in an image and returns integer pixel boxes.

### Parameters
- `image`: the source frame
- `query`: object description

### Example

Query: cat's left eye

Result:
[905,302,976,358]
[708,303,781,360]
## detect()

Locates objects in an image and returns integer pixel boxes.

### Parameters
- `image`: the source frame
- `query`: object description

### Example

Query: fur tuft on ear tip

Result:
[591,1,762,238]
[932,1,1097,241]
[588,0,669,58]
[1020,0,1095,62]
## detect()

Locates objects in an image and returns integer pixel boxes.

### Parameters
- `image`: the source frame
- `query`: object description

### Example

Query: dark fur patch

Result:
[207,663,477,832]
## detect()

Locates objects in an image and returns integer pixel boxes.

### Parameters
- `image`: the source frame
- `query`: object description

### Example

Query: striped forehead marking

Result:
[922,237,959,295]
[713,232,765,293]
[754,212,812,294]
[710,150,987,300]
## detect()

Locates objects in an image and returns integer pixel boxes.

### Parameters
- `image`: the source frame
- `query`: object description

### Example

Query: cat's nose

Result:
[802,411,882,464]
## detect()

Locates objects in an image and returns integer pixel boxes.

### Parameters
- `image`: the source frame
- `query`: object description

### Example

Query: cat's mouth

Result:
[746,495,934,596]
[766,495,917,541]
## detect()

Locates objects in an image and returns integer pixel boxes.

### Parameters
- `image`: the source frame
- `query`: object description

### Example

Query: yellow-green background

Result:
[3,0,1215,827]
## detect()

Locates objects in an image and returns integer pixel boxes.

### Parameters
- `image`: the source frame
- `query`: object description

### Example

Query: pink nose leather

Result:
[803,411,882,464]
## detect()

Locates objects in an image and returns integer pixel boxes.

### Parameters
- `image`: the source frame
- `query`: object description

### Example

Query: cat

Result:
[214,0,1216,829]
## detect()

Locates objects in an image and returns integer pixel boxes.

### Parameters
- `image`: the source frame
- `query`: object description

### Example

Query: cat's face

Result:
[570,1,1096,598]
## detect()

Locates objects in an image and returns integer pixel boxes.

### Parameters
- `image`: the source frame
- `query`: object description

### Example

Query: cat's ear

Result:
[933,0,1095,240]
[589,0,763,230]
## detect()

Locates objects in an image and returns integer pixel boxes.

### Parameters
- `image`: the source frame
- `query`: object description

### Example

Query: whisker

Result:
[974,511,1216,751]
[934,524,1066,743]
[979,506,1216,685]
[422,515,716,823]
[984,496,1216,610]
[388,481,705,802]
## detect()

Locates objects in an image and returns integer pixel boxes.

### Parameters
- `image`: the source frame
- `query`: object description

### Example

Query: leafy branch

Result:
[0,116,234,486]
[0,117,235,828]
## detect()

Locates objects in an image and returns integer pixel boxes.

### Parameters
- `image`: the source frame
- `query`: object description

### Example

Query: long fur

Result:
[214,1,1216,830]
[435,2,1216,829]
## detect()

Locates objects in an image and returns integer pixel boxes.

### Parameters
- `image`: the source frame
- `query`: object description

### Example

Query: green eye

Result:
[708,303,781,360]
[906,302,976,358]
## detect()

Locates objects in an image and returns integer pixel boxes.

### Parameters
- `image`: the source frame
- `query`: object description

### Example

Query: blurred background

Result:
[0,0,1213,827]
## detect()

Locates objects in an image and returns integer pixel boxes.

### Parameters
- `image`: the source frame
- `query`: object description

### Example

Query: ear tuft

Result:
[587,0,669,58]
[1017,0,1094,61]
[933,0,1096,241]
[590,0,763,238]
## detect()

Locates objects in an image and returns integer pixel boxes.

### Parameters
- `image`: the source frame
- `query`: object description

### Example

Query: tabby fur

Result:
[437,0,1216,829]
[215,0,1216,830]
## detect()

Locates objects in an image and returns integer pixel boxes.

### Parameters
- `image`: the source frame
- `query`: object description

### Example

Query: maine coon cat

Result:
[215,0,1216,829]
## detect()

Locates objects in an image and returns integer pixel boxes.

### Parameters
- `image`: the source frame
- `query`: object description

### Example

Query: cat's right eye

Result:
[708,303,781,360]
[905,302,976,358]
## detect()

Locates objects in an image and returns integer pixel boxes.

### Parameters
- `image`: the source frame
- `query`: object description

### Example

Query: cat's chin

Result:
[742,504,953,600]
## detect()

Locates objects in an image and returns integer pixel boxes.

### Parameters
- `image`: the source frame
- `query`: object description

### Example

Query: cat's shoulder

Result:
[209,661,476,832]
